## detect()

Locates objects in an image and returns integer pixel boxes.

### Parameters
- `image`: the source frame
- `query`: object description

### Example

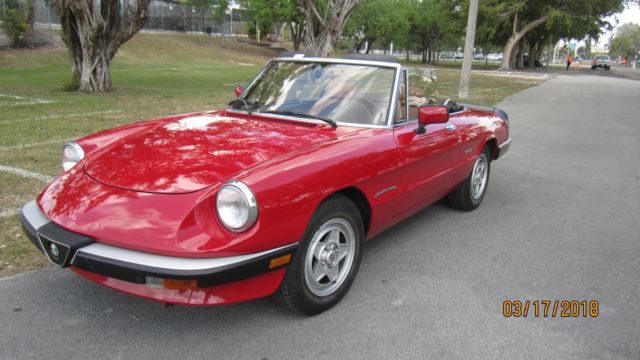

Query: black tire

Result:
[273,194,364,315]
[448,147,491,211]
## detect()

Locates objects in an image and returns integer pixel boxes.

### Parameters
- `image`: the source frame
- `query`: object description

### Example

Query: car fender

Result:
[216,127,404,251]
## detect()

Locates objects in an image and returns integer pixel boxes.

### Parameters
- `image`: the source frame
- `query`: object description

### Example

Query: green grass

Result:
[428,69,542,105]
[0,33,272,277]
[0,32,543,277]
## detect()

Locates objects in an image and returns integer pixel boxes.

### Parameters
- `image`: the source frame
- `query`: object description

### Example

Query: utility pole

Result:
[458,0,479,99]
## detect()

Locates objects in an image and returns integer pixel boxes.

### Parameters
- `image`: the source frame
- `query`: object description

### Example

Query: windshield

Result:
[235,61,396,126]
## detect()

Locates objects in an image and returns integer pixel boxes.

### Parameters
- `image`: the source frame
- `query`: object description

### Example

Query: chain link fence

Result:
[22,0,251,35]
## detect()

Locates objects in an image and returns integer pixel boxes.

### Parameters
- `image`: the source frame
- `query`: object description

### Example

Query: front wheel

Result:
[273,194,363,315]
[448,147,491,211]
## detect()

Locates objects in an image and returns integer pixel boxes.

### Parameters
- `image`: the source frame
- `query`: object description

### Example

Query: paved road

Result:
[2,73,639,360]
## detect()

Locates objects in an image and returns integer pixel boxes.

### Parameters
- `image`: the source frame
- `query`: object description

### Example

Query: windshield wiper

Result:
[228,99,260,113]
[260,109,337,128]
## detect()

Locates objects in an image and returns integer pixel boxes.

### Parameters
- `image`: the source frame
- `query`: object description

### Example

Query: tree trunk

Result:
[305,26,338,57]
[79,49,112,92]
[498,14,549,71]
[290,22,302,51]
[508,44,517,69]
[533,40,544,64]
[297,0,360,57]
[53,0,150,92]
[516,40,524,69]
[355,39,364,52]
[526,39,535,68]
[365,38,375,54]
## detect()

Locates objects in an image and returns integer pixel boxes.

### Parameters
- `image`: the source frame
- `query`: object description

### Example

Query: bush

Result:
[1,9,29,47]
[248,21,271,41]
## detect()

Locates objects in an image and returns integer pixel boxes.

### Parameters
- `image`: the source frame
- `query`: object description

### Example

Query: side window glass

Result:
[407,68,438,121]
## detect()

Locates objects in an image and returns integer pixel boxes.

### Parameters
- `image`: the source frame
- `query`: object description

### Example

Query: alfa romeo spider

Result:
[20,54,511,314]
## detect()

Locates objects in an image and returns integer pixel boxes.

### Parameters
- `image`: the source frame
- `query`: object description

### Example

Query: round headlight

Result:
[62,142,85,172]
[216,181,258,232]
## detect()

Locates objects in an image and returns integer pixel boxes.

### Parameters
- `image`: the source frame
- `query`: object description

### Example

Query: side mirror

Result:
[417,105,449,134]
[235,85,245,97]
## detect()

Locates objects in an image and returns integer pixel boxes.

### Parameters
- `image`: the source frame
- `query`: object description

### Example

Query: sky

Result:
[599,3,640,45]
[609,3,640,29]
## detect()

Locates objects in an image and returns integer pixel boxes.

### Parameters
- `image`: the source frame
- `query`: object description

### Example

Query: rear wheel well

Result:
[486,138,498,160]
[331,187,372,237]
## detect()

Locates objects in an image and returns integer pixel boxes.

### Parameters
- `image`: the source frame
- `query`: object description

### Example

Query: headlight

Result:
[62,142,85,172]
[216,181,258,232]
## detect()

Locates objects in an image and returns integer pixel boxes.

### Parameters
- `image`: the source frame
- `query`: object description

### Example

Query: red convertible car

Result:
[20,54,510,315]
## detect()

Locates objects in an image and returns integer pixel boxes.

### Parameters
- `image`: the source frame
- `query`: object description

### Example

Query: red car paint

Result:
[33,64,509,306]
[71,267,286,306]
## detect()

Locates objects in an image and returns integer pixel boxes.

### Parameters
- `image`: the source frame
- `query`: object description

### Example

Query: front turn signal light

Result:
[269,254,292,269]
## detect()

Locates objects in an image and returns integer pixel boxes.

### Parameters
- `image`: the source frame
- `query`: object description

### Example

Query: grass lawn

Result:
[0,32,544,277]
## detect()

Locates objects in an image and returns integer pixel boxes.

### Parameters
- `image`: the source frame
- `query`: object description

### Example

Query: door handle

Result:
[445,123,457,131]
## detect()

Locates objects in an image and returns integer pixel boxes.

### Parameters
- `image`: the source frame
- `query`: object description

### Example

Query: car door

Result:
[393,121,460,214]
[392,69,460,215]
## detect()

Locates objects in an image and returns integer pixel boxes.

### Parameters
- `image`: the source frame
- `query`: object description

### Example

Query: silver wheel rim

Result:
[471,153,488,200]
[304,218,356,297]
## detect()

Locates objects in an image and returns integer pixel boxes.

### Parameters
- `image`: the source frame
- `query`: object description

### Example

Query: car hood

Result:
[84,112,350,194]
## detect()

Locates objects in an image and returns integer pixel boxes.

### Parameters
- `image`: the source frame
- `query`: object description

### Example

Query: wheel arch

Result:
[320,187,372,237]
[485,138,498,160]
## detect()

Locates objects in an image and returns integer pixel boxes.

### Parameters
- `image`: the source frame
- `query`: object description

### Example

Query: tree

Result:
[409,0,461,64]
[246,0,305,50]
[1,8,29,47]
[478,0,624,71]
[493,1,550,71]
[296,0,361,56]
[610,23,640,69]
[344,0,410,54]
[53,0,151,92]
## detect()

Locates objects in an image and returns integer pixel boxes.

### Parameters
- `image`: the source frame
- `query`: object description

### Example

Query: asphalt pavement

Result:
[1,71,639,360]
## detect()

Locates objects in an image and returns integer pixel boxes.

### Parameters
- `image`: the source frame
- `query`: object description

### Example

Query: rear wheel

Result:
[448,147,491,211]
[273,194,363,315]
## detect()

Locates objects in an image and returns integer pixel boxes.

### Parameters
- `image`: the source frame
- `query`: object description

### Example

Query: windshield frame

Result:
[228,57,402,129]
